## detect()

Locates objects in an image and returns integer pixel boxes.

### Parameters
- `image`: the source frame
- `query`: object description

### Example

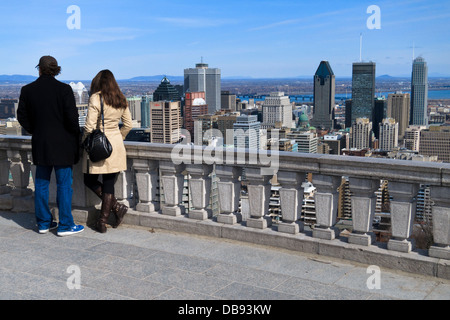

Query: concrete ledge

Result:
[74,207,450,281]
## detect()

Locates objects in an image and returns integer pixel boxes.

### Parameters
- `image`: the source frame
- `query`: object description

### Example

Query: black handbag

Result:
[82,95,113,162]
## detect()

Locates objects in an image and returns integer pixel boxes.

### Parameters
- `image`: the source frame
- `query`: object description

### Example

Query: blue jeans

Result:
[35,165,75,232]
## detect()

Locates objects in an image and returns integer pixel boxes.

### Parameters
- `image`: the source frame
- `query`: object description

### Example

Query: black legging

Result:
[84,173,118,195]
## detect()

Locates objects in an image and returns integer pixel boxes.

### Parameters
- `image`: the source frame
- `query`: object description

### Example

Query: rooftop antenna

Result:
[359,33,363,62]
[412,41,415,61]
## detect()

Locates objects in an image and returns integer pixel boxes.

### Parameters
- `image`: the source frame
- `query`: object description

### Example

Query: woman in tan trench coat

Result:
[82,70,133,233]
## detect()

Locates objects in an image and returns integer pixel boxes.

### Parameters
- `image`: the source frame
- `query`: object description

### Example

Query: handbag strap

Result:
[100,94,106,132]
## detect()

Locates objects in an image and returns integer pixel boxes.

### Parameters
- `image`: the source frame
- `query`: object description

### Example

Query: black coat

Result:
[17,75,80,166]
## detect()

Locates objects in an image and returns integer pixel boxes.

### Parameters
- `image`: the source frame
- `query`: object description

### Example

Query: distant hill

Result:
[124,75,183,82]
[0,74,37,82]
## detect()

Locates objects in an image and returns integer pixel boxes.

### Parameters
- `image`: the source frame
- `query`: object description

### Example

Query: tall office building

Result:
[404,125,426,151]
[140,95,153,128]
[351,62,376,125]
[233,114,260,150]
[184,91,207,138]
[350,117,372,149]
[379,118,399,151]
[1,99,18,118]
[286,131,318,154]
[419,126,450,162]
[311,61,335,130]
[410,57,429,126]
[387,92,410,141]
[127,96,142,123]
[184,61,221,114]
[221,91,237,111]
[262,92,292,128]
[149,101,181,144]
[153,77,181,102]
[69,82,89,105]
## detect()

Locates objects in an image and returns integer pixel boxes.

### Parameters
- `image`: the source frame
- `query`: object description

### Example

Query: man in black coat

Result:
[17,56,84,237]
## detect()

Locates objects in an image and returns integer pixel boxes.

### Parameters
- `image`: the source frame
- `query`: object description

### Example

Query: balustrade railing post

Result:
[387,182,419,253]
[244,167,272,229]
[0,150,11,195]
[185,164,213,220]
[277,171,304,234]
[160,161,186,216]
[312,174,341,240]
[133,159,160,213]
[348,177,378,246]
[429,186,450,260]
[8,149,32,197]
[215,165,242,225]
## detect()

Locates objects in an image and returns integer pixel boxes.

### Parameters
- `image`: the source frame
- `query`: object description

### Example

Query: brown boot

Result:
[96,193,114,233]
[91,186,126,228]
[111,199,128,228]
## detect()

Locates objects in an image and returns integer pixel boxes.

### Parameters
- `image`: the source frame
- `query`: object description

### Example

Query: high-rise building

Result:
[311,61,335,130]
[184,61,221,113]
[140,95,153,128]
[1,99,18,119]
[379,118,399,151]
[286,131,318,153]
[404,125,426,151]
[351,62,376,125]
[153,77,181,102]
[350,117,372,149]
[419,125,450,162]
[233,114,260,150]
[221,91,237,111]
[410,57,429,126]
[149,101,181,144]
[127,96,142,123]
[69,82,89,105]
[387,92,410,141]
[184,91,207,138]
[262,92,292,128]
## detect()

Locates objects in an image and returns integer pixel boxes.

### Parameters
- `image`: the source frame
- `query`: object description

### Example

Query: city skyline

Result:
[0,0,449,80]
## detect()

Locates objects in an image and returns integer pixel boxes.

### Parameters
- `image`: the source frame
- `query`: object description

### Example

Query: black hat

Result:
[36,55,59,69]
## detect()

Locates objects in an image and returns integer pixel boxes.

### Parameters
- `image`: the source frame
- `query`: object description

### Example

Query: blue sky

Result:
[0,0,449,80]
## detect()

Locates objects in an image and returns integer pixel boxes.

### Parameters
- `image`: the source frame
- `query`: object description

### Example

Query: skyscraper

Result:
[379,118,398,151]
[262,92,292,128]
[311,61,335,130]
[149,101,181,144]
[350,117,372,149]
[387,92,410,141]
[233,114,260,150]
[351,62,376,125]
[153,76,181,102]
[184,91,207,138]
[410,57,428,126]
[184,61,221,114]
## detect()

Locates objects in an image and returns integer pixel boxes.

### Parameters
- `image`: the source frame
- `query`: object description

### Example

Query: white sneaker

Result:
[57,225,85,237]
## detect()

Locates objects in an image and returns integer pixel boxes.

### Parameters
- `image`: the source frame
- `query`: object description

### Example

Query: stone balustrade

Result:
[1,135,449,279]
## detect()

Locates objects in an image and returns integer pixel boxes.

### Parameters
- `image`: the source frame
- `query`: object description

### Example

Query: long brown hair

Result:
[90,70,127,109]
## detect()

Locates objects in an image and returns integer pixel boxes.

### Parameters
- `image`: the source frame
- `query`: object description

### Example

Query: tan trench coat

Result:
[82,92,133,174]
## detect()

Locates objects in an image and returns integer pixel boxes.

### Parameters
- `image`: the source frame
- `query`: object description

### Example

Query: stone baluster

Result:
[133,159,160,213]
[277,170,304,234]
[245,167,272,229]
[215,165,242,225]
[114,167,133,208]
[8,149,32,197]
[185,164,213,220]
[0,150,11,195]
[348,177,379,246]
[160,161,186,216]
[387,182,419,253]
[429,186,450,260]
[312,174,342,240]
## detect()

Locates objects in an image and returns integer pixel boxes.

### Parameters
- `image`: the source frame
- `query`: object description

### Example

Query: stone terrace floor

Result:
[1,211,450,301]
